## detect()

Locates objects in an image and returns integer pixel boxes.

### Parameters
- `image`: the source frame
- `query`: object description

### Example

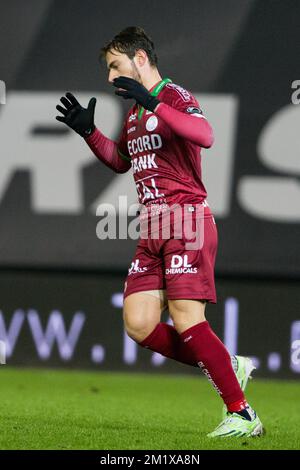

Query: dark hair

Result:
[100,26,158,66]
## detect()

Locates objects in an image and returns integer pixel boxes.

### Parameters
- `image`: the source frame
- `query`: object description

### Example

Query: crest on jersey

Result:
[146,115,158,132]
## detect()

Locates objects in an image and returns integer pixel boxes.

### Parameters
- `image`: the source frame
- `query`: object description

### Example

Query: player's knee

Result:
[171,314,194,334]
[123,307,158,343]
[123,293,162,343]
[169,299,206,334]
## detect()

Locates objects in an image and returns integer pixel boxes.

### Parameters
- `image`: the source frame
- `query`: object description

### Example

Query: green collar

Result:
[138,77,172,120]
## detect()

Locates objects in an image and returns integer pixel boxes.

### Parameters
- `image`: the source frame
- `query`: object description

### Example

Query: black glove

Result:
[113,77,160,112]
[55,92,96,137]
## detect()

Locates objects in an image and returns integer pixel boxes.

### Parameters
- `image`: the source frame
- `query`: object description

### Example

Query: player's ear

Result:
[134,49,148,67]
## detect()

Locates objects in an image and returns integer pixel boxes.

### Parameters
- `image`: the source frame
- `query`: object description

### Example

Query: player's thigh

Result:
[164,214,217,333]
[123,290,167,342]
[168,299,207,334]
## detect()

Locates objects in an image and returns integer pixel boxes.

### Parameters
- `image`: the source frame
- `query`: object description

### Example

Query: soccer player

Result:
[55,26,263,438]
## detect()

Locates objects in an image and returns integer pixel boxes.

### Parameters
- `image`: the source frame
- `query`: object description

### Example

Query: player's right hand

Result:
[55,92,96,138]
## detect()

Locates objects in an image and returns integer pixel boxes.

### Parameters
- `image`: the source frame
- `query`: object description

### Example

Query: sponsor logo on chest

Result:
[127,133,162,156]
[132,154,158,174]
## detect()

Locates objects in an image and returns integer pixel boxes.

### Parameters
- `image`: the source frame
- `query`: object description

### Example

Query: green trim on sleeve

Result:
[138,77,172,121]
[117,148,131,162]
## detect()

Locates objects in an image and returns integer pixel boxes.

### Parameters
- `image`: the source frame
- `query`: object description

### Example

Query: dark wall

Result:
[0,0,299,277]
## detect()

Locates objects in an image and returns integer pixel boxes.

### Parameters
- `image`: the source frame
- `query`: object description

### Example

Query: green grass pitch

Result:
[0,367,299,450]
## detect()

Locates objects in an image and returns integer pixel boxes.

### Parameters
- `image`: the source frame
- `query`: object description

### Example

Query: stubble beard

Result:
[130,59,143,84]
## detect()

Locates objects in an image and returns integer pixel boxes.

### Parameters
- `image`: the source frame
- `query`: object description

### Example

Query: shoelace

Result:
[218,413,247,428]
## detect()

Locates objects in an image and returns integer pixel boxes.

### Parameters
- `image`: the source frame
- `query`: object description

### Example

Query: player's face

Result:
[106,49,141,84]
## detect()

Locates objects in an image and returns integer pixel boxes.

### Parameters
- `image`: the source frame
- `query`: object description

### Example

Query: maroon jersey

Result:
[117,78,208,212]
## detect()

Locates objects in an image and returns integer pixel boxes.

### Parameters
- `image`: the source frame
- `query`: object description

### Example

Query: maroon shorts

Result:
[123,206,218,304]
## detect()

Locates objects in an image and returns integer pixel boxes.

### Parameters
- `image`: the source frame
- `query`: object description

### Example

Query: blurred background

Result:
[0,0,299,378]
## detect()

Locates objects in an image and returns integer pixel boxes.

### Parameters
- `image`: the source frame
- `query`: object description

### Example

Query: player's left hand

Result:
[113,76,160,112]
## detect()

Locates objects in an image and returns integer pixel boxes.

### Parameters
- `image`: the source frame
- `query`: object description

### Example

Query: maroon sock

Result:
[180,321,245,407]
[139,322,197,367]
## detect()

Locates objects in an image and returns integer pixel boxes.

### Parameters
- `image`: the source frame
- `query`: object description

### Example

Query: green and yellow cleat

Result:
[231,355,256,391]
[209,355,264,438]
[207,411,264,438]
[221,355,256,420]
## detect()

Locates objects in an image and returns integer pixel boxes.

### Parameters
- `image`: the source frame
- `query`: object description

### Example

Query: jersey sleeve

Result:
[164,83,205,118]
[85,125,131,174]
[155,83,213,148]
[116,119,131,163]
